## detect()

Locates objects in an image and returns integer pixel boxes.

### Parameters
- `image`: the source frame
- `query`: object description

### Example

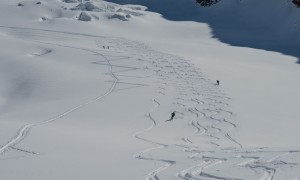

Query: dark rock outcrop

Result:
[293,0,300,7]
[78,12,92,21]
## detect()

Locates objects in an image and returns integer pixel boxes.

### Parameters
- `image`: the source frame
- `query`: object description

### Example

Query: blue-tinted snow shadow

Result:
[108,0,300,63]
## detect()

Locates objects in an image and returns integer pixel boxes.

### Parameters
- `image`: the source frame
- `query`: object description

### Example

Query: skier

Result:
[166,111,176,122]
[217,80,219,85]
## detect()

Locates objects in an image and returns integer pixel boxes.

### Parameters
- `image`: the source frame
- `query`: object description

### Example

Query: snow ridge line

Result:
[0,41,119,155]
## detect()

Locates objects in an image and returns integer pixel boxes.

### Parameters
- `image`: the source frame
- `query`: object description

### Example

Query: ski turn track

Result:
[133,92,176,180]
[129,46,300,179]
[1,26,300,179]
[0,45,118,155]
[0,27,138,157]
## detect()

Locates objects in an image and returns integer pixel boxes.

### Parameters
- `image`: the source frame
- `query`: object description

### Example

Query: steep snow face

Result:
[106,0,300,61]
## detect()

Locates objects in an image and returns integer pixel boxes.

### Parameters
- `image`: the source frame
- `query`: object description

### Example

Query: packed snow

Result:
[0,0,300,179]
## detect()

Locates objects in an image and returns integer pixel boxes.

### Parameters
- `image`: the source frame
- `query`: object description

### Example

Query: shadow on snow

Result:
[107,0,300,63]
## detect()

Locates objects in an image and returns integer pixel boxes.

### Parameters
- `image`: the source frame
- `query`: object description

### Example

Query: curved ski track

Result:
[133,49,300,180]
[0,28,142,157]
[0,46,120,155]
[0,26,300,179]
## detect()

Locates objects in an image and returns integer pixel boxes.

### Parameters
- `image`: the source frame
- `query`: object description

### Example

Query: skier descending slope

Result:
[166,111,176,122]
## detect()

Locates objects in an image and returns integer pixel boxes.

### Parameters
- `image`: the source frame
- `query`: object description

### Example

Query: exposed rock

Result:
[85,2,102,11]
[17,3,24,6]
[109,14,129,21]
[41,17,48,21]
[71,3,85,10]
[293,0,300,7]
[71,2,103,12]
[196,0,220,7]
[78,12,92,21]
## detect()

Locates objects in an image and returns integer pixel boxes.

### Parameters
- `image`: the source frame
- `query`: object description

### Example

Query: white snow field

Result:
[0,0,300,179]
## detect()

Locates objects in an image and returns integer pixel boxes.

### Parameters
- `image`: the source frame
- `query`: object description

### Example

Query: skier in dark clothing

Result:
[166,111,176,122]
[217,80,219,85]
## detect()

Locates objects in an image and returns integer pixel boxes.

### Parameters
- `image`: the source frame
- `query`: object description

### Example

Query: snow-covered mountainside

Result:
[0,0,300,179]
[107,0,300,61]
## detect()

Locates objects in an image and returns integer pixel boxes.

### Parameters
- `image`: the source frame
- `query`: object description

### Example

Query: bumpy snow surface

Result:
[0,0,300,179]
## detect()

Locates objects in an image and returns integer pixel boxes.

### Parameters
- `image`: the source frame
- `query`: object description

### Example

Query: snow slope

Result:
[0,0,300,179]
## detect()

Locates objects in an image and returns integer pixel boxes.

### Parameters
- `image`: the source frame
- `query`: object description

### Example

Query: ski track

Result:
[0,28,144,159]
[0,26,300,179]
[133,82,176,180]
[138,42,300,179]
[0,44,120,155]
